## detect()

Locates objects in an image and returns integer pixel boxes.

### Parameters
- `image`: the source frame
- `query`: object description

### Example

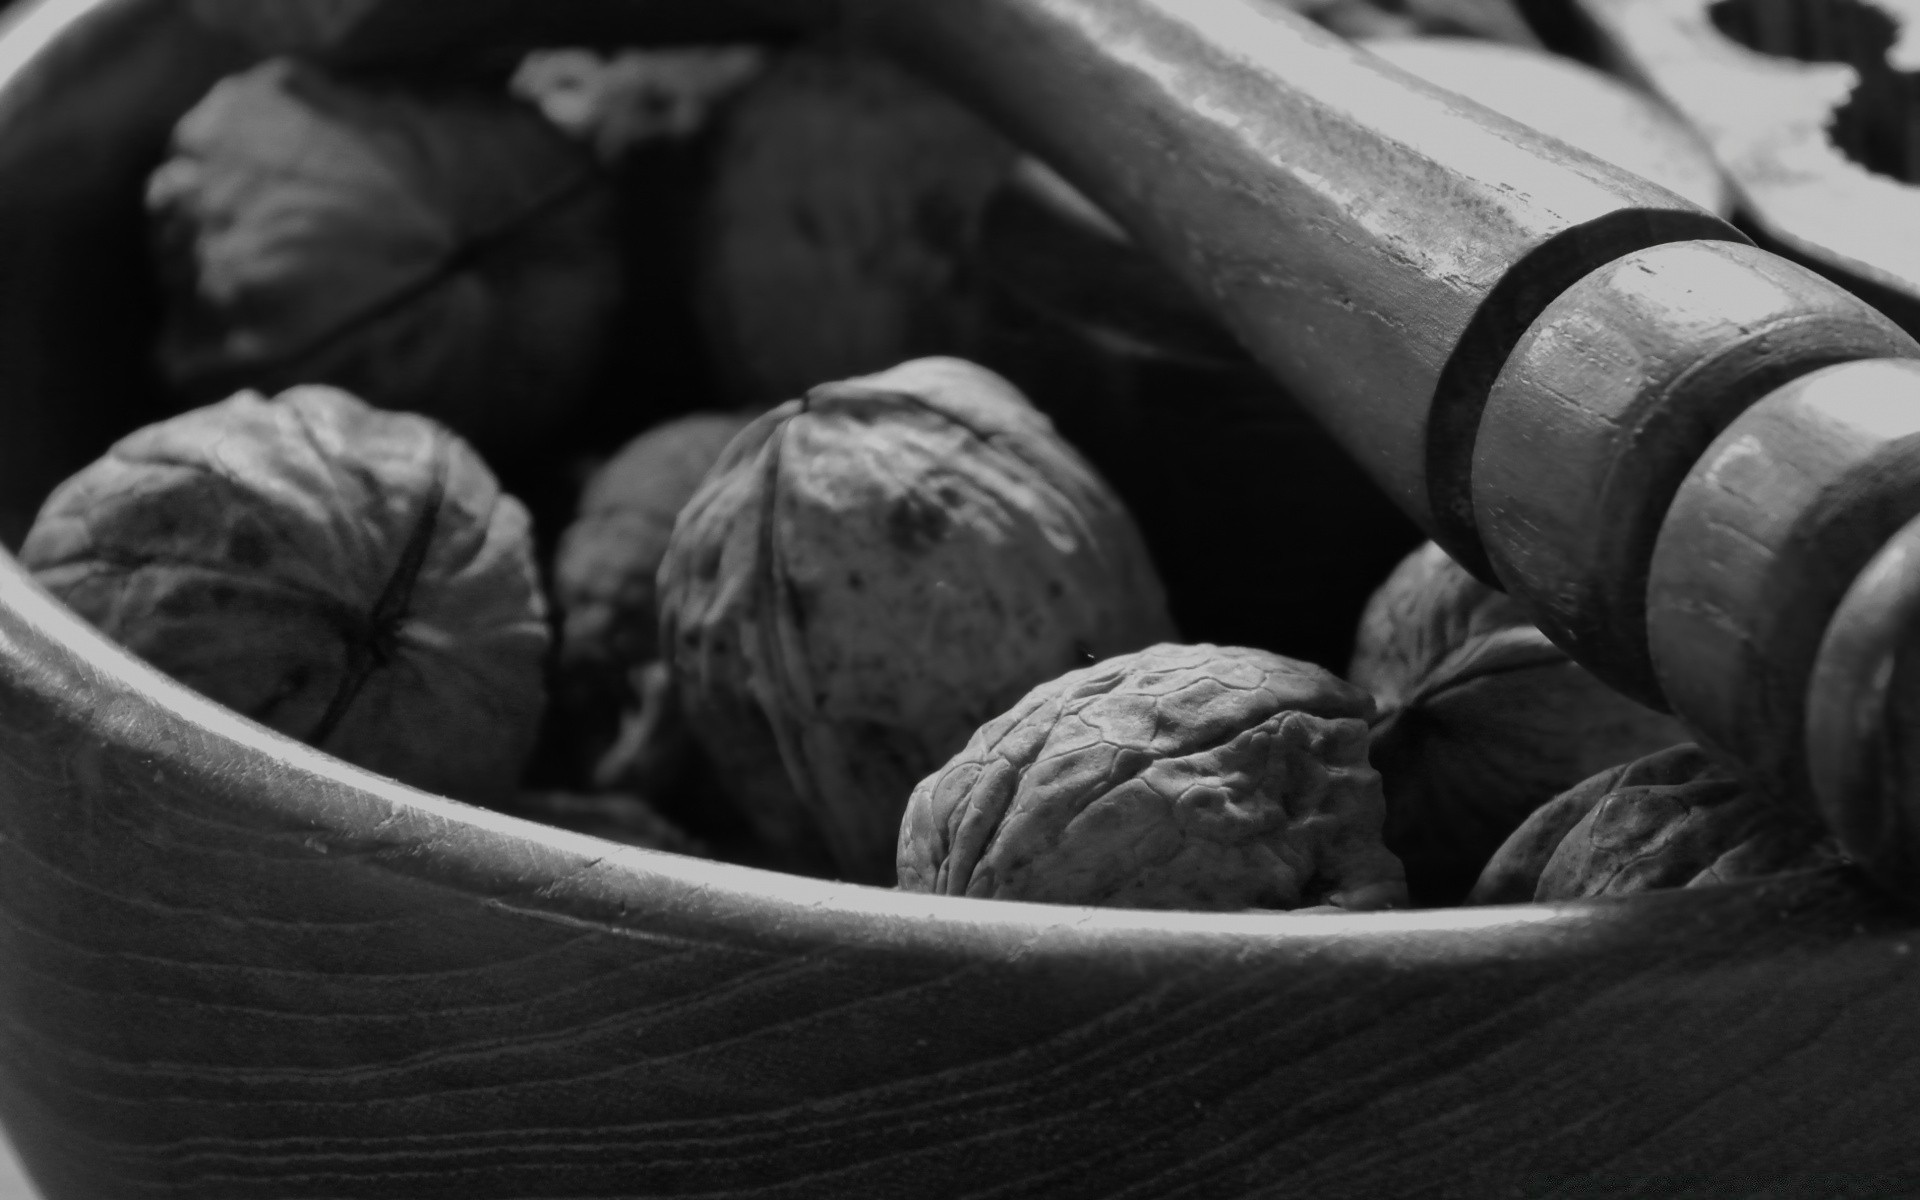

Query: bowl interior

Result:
[0,0,1430,679]
[0,0,253,544]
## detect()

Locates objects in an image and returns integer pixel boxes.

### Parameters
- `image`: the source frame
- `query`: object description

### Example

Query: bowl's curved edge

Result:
[6,530,1920,1200]
[0,515,1750,968]
[0,2,1917,1196]
[3,422,1918,1200]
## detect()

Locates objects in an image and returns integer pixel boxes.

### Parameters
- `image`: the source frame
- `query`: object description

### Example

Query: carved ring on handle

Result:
[1808,507,1920,892]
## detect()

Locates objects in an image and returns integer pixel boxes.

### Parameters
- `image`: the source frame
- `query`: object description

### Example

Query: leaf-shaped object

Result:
[1351,541,1691,904]
[148,58,623,452]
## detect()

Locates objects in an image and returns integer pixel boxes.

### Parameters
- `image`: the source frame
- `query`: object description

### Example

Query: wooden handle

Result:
[1648,358,1920,789]
[849,0,1737,571]
[1807,508,1920,892]
[1474,240,1919,708]
[851,0,1920,887]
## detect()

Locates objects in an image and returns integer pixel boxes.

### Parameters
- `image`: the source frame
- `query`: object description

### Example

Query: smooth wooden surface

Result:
[1566,0,1920,332]
[1648,358,1920,806]
[853,0,1738,573]
[1808,510,1920,893]
[1474,239,1918,708]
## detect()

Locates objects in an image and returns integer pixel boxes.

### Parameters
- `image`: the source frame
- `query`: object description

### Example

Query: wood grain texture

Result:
[1648,358,1920,807]
[0,541,1919,1200]
[1474,240,1918,709]
[851,0,1740,574]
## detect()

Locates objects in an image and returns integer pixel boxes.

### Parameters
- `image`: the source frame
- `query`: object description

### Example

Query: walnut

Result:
[898,643,1408,911]
[658,357,1177,882]
[695,42,1016,406]
[1469,743,1842,903]
[147,57,623,452]
[21,386,547,804]
[1350,542,1691,903]
[552,412,751,790]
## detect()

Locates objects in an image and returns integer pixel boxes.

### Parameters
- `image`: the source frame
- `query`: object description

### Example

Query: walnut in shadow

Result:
[1351,542,1691,905]
[148,57,625,457]
[899,642,1408,912]
[1469,743,1843,904]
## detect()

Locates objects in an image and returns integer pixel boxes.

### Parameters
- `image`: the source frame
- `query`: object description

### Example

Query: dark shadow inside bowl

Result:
[0,0,255,546]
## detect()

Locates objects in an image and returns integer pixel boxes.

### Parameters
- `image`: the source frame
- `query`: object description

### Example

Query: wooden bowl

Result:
[0,2,1916,1196]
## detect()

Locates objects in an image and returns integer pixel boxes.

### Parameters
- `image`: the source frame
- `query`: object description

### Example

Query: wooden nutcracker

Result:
[836,0,1920,892]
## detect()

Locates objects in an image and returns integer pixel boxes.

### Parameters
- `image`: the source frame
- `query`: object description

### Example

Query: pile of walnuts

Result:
[24,6,1853,912]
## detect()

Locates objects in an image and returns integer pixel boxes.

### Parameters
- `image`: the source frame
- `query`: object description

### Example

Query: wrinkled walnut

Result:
[552,411,751,790]
[659,357,1177,883]
[898,642,1408,911]
[21,386,548,804]
[148,57,623,451]
[556,412,752,690]
[1469,743,1842,904]
[1350,542,1691,904]
[696,42,1016,406]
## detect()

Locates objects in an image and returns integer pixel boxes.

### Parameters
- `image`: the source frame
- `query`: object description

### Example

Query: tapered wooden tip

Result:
[1648,358,1920,818]
[1808,512,1920,894]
